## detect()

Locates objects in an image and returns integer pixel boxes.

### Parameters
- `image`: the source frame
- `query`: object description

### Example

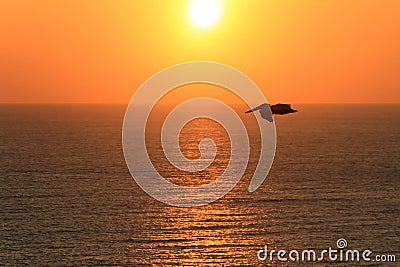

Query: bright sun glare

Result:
[189,0,221,28]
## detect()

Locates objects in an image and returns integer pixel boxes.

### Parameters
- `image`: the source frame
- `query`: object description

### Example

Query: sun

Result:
[189,0,221,28]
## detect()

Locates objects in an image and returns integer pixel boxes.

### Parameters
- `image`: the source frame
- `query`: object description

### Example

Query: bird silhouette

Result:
[245,103,297,122]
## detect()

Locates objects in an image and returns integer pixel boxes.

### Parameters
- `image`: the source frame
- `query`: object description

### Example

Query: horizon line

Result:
[0,102,399,105]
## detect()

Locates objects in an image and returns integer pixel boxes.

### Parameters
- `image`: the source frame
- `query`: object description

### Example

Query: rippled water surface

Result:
[0,104,399,266]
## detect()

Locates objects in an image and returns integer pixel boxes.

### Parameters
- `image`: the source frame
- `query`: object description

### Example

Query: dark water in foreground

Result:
[0,104,399,266]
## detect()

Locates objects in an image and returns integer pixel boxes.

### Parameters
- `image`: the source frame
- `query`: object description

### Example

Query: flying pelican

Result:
[245,103,297,122]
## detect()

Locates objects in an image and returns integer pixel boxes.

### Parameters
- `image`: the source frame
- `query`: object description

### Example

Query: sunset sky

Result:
[0,0,399,104]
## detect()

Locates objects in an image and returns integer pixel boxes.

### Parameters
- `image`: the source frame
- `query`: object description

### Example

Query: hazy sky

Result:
[1,0,399,103]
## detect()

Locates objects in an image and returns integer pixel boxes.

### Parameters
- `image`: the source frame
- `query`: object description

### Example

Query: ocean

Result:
[0,104,399,266]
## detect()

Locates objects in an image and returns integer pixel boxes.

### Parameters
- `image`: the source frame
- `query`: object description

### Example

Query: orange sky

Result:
[0,0,399,104]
